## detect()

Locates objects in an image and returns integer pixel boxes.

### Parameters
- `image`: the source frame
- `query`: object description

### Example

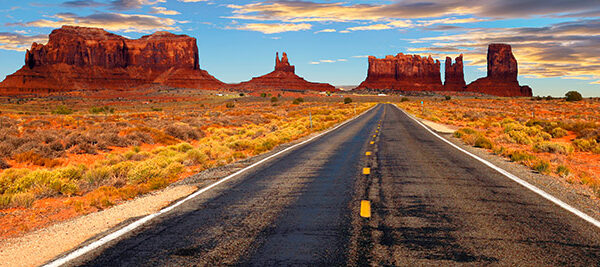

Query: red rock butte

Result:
[466,44,532,97]
[355,44,532,97]
[0,25,224,94]
[232,52,336,92]
[356,53,442,91]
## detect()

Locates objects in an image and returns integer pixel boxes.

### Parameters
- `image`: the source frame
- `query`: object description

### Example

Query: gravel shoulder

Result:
[417,115,600,224]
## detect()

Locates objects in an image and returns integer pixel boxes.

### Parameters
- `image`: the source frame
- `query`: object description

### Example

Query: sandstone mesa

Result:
[0,26,224,94]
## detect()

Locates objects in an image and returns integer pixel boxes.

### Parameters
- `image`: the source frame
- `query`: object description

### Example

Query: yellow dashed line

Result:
[373,135,376,138]
[366,151,372,156]
[370,141,374,144]
[363,168,371,175]
[360,200,371,218]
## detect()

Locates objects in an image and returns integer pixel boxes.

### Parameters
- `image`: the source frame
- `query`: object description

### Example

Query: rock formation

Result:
[466,44,532,97]
[0,25,224,94]
[444,55,466,91]
[356,53,442,91]
[233,52,335,92]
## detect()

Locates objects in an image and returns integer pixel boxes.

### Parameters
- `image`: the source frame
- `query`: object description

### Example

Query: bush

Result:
[565,91,583,102]
[474,135,494,149]
[52,105,73,115]
[454,127,477,138]
[344,97,353,104]
[164,124,202,141]
[509,150,536,162]
[556,165,570,178]
[292,97,304,105]
[572,139,600,153]
[260,93,267,98]
[551,127,568,138]
[89,106,114,114]
[270,96,278,103]
[226,102,235,108]
[533,142,573,155]
[444,96,451,101]
[400,97,409,102]
[533,160,550,174]
[151,107,163,112]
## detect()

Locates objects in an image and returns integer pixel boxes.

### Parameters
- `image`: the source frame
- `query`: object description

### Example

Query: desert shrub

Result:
[0,142,14,157]
[226,102,235,108]
[444,96,451,101]
[533,142,574,155]
[556,165,570,178]
[474,135,494,149]
[151,107,163,112]
[76,143,98,155]
[572,139,600,153]
[509,150,536,162]
[551,127,568,138]
[23,119,51,128]
[185,149,208,165]
[453,127,477,138]
[174,142,194,152]
[400,97,409,102]
[344,97,353,104]
[52,105,73,115]
[270,96,278,103]
[565,91,583,102]
[164,124,202,141]
[0,158,10,169]
[533,160,550,174]
[125,131,154,146]
[89,106,115,114]
[11,192,35,208]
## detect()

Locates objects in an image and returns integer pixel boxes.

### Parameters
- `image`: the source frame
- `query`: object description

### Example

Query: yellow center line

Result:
[363,167,370,175]
[370,141,374,144]
[366,151,372,156]
[360,200,371,218]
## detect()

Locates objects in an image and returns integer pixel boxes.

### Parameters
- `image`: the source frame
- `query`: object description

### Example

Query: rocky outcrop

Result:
[466,44,532,97]
[233,52,335,92]
[444,55,465,91]
[0,25,224,94]
[356,53,442,91]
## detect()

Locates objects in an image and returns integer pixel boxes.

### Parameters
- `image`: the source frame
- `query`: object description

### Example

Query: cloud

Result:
[232,23,311,34]
[414,19,600,83]
[0,32,48,51]
[109,0,165,10]
[178,0,209,2]
[309,58,348,64]
[11,12,179,33]
[227,0,600,23]
[314,28,335,33]
[150,6,180,15]
[62,0,106,8]
[347,24,393,31]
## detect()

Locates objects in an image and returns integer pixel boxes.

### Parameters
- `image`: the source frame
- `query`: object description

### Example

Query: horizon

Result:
[0,0,599,97]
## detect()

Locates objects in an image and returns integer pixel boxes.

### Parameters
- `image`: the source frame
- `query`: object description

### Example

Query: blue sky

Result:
[0,0,599,96]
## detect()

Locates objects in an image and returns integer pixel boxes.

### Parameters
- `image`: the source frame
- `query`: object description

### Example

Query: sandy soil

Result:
[0,185,197,267]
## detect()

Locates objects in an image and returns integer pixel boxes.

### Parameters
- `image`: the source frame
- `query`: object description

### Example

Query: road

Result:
[66,104,600,266]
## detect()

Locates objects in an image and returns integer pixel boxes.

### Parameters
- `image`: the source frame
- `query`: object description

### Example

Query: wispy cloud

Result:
[109,0,165,10]
[0,32,48,51]
[314,28,336,33]
[150,6,180,15]
[62,0,106,8]
[10,12,179,33]
[231,23,311,34]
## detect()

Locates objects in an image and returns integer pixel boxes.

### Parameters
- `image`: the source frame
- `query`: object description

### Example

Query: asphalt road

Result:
[69,104,600,266]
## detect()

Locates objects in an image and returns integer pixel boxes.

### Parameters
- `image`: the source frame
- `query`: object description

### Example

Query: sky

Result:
[0,0,599,97]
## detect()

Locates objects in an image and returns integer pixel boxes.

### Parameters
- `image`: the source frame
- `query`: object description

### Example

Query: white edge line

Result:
[395,104,600,229]
[43,104,379,267]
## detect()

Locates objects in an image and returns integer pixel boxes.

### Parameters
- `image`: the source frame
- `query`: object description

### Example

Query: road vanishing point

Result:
[51,104,600,266]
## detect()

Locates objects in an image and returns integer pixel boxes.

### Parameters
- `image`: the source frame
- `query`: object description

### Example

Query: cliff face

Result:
[233,52,335,92]
[356,53,442,91]
[0,26,223,94]
[444,55,466,90]
[466,44,532,97]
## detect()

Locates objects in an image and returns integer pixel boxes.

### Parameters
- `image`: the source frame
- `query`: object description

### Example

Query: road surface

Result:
[65,104,600,266]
